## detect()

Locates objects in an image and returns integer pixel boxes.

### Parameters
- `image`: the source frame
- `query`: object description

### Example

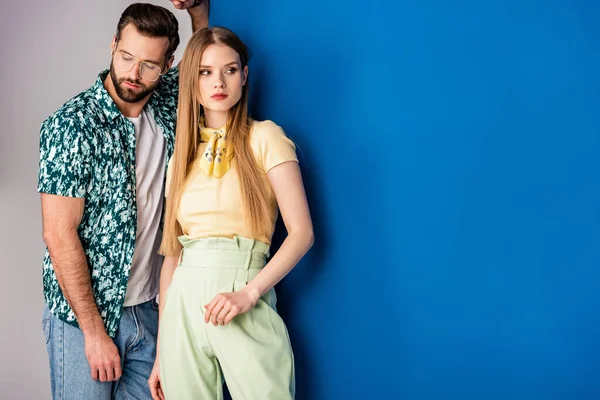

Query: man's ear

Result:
[165,56,175,71]
[110,35,117,54]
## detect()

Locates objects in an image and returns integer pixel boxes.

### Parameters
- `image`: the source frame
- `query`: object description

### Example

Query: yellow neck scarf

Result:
[198,116,233,178]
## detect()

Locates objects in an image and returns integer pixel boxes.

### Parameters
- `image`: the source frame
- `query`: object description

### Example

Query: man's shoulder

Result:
[41,81,104,132]
[154,66,179,101]
[149,66,179,137]
[160,66,179,88]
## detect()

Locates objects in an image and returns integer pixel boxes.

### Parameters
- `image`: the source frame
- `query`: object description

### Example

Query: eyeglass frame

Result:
[110,45,169,82]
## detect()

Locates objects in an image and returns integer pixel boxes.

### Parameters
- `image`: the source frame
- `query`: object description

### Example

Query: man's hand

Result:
[84,330,122,382]
[170,0,209,32]
[170,0,198,9]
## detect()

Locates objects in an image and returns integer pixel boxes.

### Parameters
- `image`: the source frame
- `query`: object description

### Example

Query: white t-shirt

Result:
[124,109,166,306]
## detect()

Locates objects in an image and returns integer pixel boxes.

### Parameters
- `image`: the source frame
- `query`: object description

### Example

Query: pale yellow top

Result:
[166,120,298,245]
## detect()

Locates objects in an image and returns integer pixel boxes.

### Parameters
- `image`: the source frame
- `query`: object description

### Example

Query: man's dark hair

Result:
[115,3,180,64]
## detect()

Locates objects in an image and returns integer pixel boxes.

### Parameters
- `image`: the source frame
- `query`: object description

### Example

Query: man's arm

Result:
[171,0,210,32]
[42,194,100,333]
[189,0,210,32]
[41,194,121,382]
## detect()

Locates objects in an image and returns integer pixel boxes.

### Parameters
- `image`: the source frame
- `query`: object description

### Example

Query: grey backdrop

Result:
[0,2,194,398]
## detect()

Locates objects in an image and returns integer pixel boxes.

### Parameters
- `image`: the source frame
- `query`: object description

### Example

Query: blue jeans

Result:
[42,299,159,399]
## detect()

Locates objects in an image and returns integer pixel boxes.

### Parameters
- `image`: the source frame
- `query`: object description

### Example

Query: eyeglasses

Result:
[112,50,164,82]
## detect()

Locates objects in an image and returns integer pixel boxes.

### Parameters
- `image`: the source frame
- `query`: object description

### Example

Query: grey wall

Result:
[0,2,193,398]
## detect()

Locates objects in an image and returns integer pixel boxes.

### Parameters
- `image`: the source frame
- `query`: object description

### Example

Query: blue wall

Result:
[214,1,600,399]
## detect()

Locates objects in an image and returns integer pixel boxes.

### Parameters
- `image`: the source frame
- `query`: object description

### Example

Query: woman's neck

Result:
[203,110,228,129]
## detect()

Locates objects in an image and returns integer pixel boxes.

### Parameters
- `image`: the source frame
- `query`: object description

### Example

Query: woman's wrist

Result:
[242,284,263,305]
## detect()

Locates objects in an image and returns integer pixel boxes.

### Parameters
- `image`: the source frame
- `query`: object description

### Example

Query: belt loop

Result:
[178,247,184,266]
[243,250,251,284]
[244,249,252,271]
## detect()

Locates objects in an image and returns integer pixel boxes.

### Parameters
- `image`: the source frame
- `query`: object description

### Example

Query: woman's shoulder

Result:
[250,119,290,142]
[251,119,283,134]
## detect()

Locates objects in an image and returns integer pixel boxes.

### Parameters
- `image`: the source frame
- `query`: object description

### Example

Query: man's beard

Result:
[109,62,159,103]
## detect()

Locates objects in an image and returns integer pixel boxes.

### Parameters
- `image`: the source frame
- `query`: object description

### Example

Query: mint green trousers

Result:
[159,236,295,399]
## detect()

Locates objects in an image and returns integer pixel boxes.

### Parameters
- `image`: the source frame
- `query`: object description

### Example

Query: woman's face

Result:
[198,44,248,116]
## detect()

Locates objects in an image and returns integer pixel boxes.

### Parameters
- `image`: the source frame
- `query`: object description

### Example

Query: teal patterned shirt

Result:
[37,68,178,337]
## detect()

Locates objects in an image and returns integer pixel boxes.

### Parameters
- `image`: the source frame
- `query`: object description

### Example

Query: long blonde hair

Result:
[160,27,270,256]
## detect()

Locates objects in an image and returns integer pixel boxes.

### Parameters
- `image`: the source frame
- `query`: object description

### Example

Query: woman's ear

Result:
[242,65,248,86]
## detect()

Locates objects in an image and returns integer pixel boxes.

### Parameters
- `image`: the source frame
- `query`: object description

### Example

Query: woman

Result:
[148,26,314,400]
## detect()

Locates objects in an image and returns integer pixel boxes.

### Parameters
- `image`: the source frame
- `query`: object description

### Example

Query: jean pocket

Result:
[42,308,51,345]
[150,297,159,312]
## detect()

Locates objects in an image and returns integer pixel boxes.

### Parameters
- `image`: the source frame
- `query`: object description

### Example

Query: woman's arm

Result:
[148,255,178,399]
[157,255,179,349]
[204,161,314,325]
[243,161,314,299]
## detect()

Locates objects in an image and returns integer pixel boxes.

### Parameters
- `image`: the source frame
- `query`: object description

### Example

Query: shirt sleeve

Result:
[37,113,90,198]
[250,120,298,173]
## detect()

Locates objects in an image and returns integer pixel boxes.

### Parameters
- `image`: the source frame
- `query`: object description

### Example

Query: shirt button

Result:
[118,295,122,299]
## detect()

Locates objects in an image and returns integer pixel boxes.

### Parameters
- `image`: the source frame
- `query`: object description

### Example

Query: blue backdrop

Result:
[213,1,600,399]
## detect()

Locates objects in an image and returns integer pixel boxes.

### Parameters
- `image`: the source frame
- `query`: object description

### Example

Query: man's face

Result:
[110,24,172,103]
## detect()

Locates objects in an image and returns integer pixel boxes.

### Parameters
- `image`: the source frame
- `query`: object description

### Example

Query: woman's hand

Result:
[204,287,261,326]
[148,358,165,400]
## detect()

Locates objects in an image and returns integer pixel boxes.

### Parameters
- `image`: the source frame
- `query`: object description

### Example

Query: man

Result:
[38,1,209,398]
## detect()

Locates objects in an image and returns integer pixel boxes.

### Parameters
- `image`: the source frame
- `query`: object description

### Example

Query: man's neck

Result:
[103,74,151,118]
